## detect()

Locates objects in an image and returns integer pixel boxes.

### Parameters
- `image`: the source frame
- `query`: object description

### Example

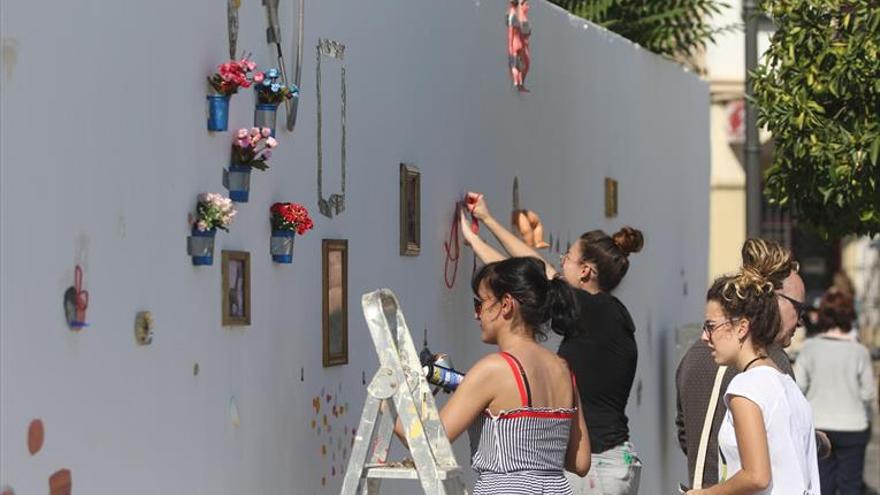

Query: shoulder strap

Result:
[499,352,532,407]
[693,365,727,489]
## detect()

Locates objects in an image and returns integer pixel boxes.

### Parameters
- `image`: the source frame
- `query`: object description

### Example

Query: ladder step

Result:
[364,464,461,480]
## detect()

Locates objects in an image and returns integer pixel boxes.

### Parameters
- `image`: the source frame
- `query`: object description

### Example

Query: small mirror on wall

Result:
[399,163,420,256]
[222,251,251,326]
[323,239,348,366]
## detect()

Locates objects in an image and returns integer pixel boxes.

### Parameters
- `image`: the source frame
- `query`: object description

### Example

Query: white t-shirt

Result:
[718,366,820,494]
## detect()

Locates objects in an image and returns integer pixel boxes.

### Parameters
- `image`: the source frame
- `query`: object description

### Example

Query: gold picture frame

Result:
[322,239,348,366]
[399,163,421,256]
[222,250,251,326]
[604,178,618,218]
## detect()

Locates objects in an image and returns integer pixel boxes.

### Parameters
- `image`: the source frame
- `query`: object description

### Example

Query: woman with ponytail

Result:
[685,271,820,494]
[416,257,590,494]
[460,192,644,494]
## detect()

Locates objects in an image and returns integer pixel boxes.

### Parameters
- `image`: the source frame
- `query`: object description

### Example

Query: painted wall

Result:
[0,0,709,493]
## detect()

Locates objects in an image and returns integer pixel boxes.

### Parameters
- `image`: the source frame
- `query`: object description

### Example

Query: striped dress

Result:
[468,352,577,495]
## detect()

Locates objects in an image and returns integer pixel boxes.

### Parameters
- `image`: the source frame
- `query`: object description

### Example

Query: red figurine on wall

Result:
[506,0,531,91]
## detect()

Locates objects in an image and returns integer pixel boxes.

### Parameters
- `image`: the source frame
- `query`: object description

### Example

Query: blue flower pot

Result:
[224,164,252,202]
[271,230,295,263]
[188,228,217,265]
[254,103,279,137]
[207,95,230,132]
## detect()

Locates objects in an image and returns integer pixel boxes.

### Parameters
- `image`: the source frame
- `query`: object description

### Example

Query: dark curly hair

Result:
[472,257,579,341]
[577,226,644,292]
[706,269,781,348]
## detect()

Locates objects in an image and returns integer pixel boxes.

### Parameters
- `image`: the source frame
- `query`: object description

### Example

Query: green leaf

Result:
[871,136,880,166]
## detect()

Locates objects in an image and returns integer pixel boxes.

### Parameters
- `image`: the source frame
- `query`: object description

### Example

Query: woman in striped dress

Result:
[435,257,592,494]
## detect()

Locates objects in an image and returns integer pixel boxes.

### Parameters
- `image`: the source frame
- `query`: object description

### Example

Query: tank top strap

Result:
[499,352,532,407]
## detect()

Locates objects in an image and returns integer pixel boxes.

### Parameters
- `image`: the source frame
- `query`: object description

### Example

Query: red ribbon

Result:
[444,203,462,289]
[444,198,480,289]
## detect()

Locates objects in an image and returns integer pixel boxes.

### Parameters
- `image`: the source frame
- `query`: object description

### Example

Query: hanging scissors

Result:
[74,265,89,324]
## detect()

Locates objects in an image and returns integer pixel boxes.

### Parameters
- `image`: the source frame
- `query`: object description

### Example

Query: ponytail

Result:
[545,276,578,333]
[473,257,579,341]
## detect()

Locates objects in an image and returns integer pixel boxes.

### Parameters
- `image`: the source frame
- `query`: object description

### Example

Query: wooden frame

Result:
[604,178,619,218]
[322,239,349,366]
[399,163,421,256]
[221,250,251,326]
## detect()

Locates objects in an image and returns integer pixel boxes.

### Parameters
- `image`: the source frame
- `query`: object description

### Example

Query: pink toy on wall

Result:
[506,0,531,91]
[63,265,89,330]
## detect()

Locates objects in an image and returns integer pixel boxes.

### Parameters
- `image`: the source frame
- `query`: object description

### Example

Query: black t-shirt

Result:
[556,289,637,453]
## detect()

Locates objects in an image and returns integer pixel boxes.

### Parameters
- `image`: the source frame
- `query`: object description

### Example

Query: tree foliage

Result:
[551,0,733,68]
[752,0,880,238]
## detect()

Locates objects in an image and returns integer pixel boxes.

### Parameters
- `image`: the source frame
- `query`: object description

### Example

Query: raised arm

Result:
[460,211,505,264]
[467,192,558,279]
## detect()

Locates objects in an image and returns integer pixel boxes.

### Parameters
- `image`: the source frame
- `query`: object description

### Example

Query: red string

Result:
[444,203,461,289]
[444,199,482,289]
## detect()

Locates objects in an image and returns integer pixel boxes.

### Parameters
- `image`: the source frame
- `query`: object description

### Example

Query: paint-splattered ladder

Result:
[340,289,468,495]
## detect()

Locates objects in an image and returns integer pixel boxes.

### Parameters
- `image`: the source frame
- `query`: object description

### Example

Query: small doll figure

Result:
[506,0,531,91]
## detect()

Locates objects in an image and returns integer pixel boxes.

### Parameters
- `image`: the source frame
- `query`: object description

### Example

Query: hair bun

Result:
[740,238,797,288]
[612,226,644,256]
[725,267,775,301]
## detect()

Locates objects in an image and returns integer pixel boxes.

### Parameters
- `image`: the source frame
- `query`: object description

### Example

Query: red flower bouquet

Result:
[208,57,257,96]
[270,202,314,235]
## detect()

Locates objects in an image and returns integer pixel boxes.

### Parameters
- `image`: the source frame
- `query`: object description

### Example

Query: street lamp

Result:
[744,1,775,237]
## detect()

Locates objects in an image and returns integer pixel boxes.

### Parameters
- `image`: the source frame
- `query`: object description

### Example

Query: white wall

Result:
[0,0,709,493]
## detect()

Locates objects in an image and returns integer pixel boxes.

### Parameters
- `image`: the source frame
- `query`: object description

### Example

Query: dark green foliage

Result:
[551,0,733,67]
[752,0,880,238]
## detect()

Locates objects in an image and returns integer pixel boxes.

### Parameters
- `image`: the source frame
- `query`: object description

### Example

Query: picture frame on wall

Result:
[222,250,251,326]
[322,239,348,366]
[399,163,421,256]
[604,177,618,218]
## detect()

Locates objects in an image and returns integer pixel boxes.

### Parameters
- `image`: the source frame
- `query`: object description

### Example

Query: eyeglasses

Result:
[777,293,807,325]
[702,318,739,336]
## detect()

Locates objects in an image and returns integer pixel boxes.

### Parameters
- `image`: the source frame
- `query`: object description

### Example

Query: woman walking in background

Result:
[795,289,877,495]
[461,192,644,494]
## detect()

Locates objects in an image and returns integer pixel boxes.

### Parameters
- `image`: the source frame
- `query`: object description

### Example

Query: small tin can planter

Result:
[188,228,217,265]
[254,103,279,136]
[270,230,296,263]
[224,164,252,202]
[207,95,231,131]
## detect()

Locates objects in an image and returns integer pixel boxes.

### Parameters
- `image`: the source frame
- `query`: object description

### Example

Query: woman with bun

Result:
[460,192,644,494]
[686,271,820,494]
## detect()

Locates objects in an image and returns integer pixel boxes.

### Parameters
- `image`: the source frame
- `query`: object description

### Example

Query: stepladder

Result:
[340,289,469,495]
